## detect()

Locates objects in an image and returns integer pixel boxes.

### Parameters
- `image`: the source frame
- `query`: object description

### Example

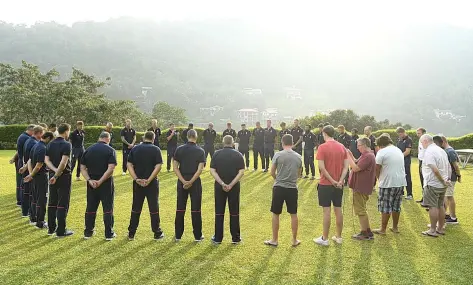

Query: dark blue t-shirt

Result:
[31,141,47,174]
[81,141,117,180]
[17,132,31,164]
[46,137,72,174]
[128,142,163,179]
[445,147,459,182]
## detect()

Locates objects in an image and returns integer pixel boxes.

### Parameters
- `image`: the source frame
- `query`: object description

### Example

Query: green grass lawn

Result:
[1,150,473,285]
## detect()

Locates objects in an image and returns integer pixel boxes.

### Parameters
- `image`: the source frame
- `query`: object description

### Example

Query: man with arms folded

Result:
[314,125,348,246]
[347,138,376,240]
[373,134,407,235]
[264,134,302,247]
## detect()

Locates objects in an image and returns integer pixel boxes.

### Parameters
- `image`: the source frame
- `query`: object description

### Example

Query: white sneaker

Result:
[406,195,413,200]
[313,236,329,246]
[76,177,82,181]
[122,172,126,176]
[332,236,343,244]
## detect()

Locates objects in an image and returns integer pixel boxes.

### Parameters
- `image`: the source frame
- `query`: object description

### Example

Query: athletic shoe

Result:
[195,236,205,242]
[310,176,316,180]
[29,221,37,226]
[154,232,165,241]
[84,231,95,240]
[56,230,74,238]
[128,232,135,241]
[122,172,126,176]
[313,236,329,246]
[211,236,221,245]
[416,199,423,203]
[47,229,56,236]
[76,177,82,181]
[232,239,242,245]
[16,201,22,207]
[22,215,29,218]
[446,217,459,225]
[332,236,343,244]
[352,233,374,240]
[105,233,117,241]
[175,238,181,243]
[406,195,413,200]
[303,175,309,179]
[445,214,451,220]
[263,169,268,173]
[421,203,429,208]
[35,222,48,229]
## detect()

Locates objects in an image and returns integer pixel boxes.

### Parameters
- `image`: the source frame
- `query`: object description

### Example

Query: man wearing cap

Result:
[237,124,251,169]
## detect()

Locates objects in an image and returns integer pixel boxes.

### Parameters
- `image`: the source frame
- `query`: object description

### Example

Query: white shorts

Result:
[446,181,456,197]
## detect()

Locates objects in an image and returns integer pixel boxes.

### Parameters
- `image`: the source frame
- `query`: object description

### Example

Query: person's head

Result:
[151,119,158,128]
[26,124,36,136]
[323,122,330,127]
[416,127,426,138]
[280,122,286,130]
[38,123,48,129]
[58,123,71,139]
[294,119,300,127]
[318,123,324,131]
[98,131,111,144]
[222,135,234,147]
[256,121,261,128]
[125,119,131,128]
[208,122,214,130]
[281,134,294,148]
[396,127,406,138]
[352,128,358,136]
[32,126,44,140]
[376,134,393,149]
[143,131,155,143]
[226,122,232,129]
[357,137,371,153]
[322,125,335,141]
[187,129,198,142]
[169,123,175,130]
[188,123,194,129]
[337,125,346,134]
[105,122,113,131]
[48,123,57,132]
[364,126,372,136]
[241,123,246,130]
[77,121,84,130]
[420,134,434,150]
[432,135,443,148]
[266,120,271,128]
[305,125,312,132]
[41,132,54,144]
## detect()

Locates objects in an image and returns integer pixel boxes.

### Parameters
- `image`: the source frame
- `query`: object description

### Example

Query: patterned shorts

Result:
[378,187,403,213]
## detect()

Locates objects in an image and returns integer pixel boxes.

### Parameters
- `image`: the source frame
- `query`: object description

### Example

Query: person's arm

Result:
[97,164,116,186]
[376,164,382,179]
[210,168,226,186]
[318,160,337,185]
[27,159,33,174]
[44,156,57,173]
[270,163,277,179]
[80,164,91,182]
[452,161,461,182]
[121,136,131,146]
[173,160,187,184]
[294,135,303,147]
[127,162,138,181]
[428,164,448,187]
[403,148,411,157]
[228,169,245,188]
[347,151,361,172]
[188,163,205,184]
[54,155,70,178]
[167,131,173,141]
[9,152,18,164]
[131,132,136,146]
[146,163,162,184]
[337,159,349,186]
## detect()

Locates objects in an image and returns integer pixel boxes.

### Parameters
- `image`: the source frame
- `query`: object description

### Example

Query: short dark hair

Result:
[433,135,443,146]
[280,122,286,127]
[417,127,426,134]
[306,125,312,129]
[337,125,345,131]
[169,123,174,126]
[42,132,54,140]
[282,134,293,146]
[396,127,406,133]
[49,123,57,129]
[144,131,155,141]
[376,134,393,147]
[352,128,358,134]
[241,123,246,127]
[318,123,324,128]
[39,123,48,129]
[322,125,335,138]
[57,123,70,135]
[77,121,84,126]
[188,123,194,127]
[323,122,330,126]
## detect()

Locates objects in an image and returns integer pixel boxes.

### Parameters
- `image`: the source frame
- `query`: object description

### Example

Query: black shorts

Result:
[318,184,343,207]
[271,186,298,214]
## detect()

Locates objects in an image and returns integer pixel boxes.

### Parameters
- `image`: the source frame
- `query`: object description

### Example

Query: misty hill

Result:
[1,18,472,135]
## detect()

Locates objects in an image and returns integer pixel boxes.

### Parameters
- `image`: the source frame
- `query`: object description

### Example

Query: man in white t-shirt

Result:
[373,134,407,235]
[420,134,450,237]
[416,128,427,204]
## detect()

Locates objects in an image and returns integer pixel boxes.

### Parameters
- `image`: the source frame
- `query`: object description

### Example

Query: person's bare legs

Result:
[271,213,280,243]
[446,196,456,218]
[374,213,390,234]
[428,207,439,234]
[437,206,446,233]
[322,207,331,240]
[391,211,400,232]
[290,214,299,245]
[334,207,343,238]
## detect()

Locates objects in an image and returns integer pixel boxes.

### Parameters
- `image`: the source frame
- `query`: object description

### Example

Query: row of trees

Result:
[0,61,187,130]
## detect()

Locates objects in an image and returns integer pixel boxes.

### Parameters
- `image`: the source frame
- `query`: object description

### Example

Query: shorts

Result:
[378,187,403,213]
[423,185,447,208]
[317,184,343,207]
[445,182,456,197]
[271,186,298,214]
[353,192,369,216]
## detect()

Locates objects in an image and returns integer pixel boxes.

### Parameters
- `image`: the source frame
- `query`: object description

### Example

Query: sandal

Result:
[390,228,400,234]
[264,240,278,247]
[436,231,446,236]
[372,229,386,235]
[292,240,301,247]
[422,231,438,238]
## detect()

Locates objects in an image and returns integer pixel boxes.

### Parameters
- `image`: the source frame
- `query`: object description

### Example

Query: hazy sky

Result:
[2,0,473,30]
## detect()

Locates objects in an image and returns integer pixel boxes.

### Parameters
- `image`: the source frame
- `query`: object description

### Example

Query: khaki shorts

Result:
[445,182,456,197]
[353,192,369,216]
[423,185,447,208]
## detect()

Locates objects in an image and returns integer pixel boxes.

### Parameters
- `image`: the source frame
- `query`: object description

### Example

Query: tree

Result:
[152,101,187,127]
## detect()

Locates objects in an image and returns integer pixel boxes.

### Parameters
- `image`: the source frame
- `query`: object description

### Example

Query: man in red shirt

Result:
[347,137,376,240]
[314,125,349,246]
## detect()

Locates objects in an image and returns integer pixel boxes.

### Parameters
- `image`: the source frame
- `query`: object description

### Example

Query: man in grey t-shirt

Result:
[264,134,302,247]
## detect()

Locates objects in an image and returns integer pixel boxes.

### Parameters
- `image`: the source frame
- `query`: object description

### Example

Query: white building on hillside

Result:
[285,87,302,100]
[237,108,259,125]
[243,88,263,96]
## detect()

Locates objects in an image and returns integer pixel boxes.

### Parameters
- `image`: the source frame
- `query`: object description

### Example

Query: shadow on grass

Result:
[310,246,329,284]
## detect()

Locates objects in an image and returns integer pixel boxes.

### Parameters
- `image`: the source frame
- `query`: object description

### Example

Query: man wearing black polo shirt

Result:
[120,119,136,176]
[10,124,35,207]
[148,119,161,148]
[181,123,194,144]
[396,127,413,199]
[237,124,251,169]
[24,132,54,229]
[104,122,114,147]
[364,126,376,153]
[173,129,206,242]
[45,123,74,237]
[316,123,324,148]
[203,122,217,163]
[279,122,291,151]
[70,121,86,181]
[263,120,278,172]
[291,119,304,173]
[252,121,265,171]
[223,122,237,139]
[337,125,352,149]
[19,126,44,219]
[210,135,245,244]
[80,132,117,241]
[127,131,165,241]
[166,123,179,172]
[303,125,317,180]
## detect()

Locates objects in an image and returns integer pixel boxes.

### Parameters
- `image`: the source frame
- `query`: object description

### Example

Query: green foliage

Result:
[152,102,187,126]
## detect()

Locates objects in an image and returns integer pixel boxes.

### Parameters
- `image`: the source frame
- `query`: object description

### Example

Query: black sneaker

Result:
[211,236,221,245]
[445,214,451,220]
[47,228,56,236]
[231,238,242,245]
[446,217,459,225]
[154,232,165,241]
[35,222,48,229]
[263,169,268,173]
[195,236,205,242]
[16,201,22,207]
[56,230,74,238]
[84,231,95,240]
[128,232,136,241]
[105,233,117,241]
